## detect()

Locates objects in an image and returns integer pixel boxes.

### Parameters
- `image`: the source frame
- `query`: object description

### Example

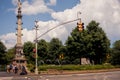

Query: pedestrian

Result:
[15,66,18,74]
[20,65,27,75]
[6,64,13,73]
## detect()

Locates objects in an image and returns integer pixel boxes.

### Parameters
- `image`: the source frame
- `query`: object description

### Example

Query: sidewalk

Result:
[0,72,18,77]
[0,68,120,77]
[0,77,13,80]
[29,68,120,75]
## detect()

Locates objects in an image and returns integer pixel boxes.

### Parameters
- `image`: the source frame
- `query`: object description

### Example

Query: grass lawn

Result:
[37,64,119,71]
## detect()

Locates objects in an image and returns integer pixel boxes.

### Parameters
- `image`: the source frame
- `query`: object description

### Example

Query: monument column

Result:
[13,0,26,66]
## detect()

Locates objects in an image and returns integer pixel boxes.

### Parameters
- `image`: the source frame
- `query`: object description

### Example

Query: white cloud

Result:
[0,20,68,49]
[1,0,120,49]
[36,20,68,41]
[22,28,35,42]
[80,0,120,44]
[0,33,16,49]
[12,0,55,15]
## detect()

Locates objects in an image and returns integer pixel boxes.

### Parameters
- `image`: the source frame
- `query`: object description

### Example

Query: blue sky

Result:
[0,0,15,35]
[0,0,78,35]
[0,0,120,49]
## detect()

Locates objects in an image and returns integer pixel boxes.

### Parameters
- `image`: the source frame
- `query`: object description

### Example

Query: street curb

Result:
[28,68,120,75]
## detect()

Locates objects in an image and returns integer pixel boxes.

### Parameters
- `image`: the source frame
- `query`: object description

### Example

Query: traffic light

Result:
[33,48,36,58]
[77,21,84,32]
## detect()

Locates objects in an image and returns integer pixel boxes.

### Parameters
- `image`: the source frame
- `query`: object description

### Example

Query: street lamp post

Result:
[32,13,81,75]
[34,20,39,74]
[33,18,81,75]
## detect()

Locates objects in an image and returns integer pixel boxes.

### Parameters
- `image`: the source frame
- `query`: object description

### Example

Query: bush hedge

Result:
[37,64,118,71]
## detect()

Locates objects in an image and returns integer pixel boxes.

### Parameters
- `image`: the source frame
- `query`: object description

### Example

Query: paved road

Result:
[0,71,120,80]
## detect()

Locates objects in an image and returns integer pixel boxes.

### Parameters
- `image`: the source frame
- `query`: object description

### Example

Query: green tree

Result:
[5,48,15,64]
[110,40,120,65]
[48,38,63,63]
[66,27,88,64]
[23,41,35,64]
[37,39,49,63]
[65,36,75,63]
[66,20,110,64]
[0,41,6,64]
[86,20,110,64]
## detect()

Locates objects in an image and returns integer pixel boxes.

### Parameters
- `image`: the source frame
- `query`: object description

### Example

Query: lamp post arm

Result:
[37,18,80,40]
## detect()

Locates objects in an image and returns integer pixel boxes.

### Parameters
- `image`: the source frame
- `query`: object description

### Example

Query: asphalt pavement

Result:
[0,70,120,80]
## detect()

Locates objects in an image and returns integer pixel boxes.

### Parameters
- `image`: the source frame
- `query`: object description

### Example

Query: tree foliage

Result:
[66,20,110,64]
[37,39,49,63]
[110,40,120,65]
[86,21,110,64]
[0,41,6,64]
[66,28,88,64]
[5,48,15,64]
[23,41,35,64]
[48,38,63,61]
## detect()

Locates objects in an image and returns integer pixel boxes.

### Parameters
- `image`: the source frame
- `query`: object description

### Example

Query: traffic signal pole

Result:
[33,12,84,74]
[37,18,81,40]
[34,20,39,75]
[37,12,84,40]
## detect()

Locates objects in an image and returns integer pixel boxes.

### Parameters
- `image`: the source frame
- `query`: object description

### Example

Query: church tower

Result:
[13,0,26,66]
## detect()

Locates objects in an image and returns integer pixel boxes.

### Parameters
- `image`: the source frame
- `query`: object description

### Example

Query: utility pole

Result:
[34,20,39,75]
